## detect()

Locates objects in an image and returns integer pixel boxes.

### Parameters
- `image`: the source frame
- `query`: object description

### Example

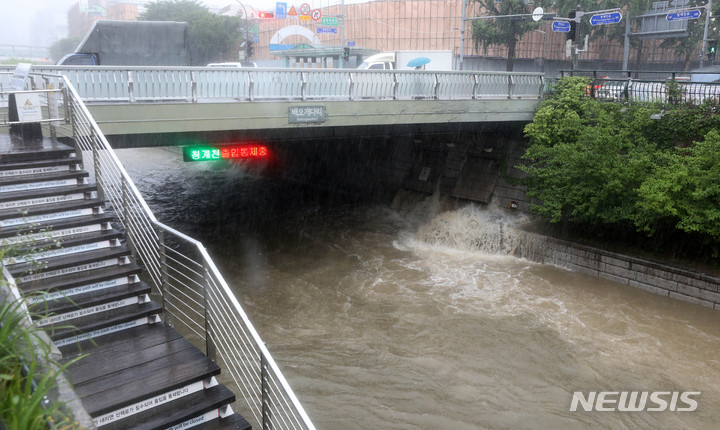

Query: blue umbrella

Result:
[407,57,431,68]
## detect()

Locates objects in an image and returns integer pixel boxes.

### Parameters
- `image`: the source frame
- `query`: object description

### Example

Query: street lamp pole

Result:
[535,29,546,73]
[700,0,713,68]
[460,0,467,70]
[235,0,250,60]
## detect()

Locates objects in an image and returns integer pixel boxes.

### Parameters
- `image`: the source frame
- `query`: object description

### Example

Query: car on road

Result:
[206,62,257,68]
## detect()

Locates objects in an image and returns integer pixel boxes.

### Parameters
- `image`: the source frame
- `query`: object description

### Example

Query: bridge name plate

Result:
[289,106,326,124]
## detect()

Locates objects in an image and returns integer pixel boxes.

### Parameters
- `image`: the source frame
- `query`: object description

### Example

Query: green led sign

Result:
[183,144,270,162]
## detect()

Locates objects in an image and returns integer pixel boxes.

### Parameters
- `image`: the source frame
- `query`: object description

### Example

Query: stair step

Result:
[97,384,236,430]
[0,157,81,179]
[28,280,150,317]
[0,170,89,193]
[9,227,122,256]
[18,262,142,297]
[67,335,197,386]
[0,183,96,211]
[76,344,220,417]
[11,246,132,284]
[192,413,253,430]
[35,293,150,328]
[0,197,104,225]
[58,321,182,359]
[3,229,124,266]
[50,301,162,345]
[0,141,75,163]
[0,212,114,243]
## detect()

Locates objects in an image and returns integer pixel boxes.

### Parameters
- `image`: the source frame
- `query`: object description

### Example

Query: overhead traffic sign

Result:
[666,9,701,21]
[322,17,339,26]
[532,7,544,22]
[316,27,338,34]
[590,11,622,25]
[275,2,287,19]
[552,21,571,32]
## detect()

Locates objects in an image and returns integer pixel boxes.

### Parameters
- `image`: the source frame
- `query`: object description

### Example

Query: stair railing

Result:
[42,73,315,430]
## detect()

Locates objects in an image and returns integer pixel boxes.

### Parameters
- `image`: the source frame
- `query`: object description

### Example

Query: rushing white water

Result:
[118,148,720,430]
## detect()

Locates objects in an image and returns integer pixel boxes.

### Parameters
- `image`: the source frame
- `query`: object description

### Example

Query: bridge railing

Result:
[10,66,545,103]
[557,70,720,105]
[30,71,315,430]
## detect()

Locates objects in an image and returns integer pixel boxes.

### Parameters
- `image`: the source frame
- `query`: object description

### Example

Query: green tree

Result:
[521,77,720,254]
[635,128,720,240]
[470,0,539,71]
[48,37,81,63]
[521,77,653,225]
[139,0,242,65]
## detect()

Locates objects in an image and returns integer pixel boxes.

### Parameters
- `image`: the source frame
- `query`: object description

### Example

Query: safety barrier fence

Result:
[10,70,315,430]
[0,66,545,103]
[558,70,720,104]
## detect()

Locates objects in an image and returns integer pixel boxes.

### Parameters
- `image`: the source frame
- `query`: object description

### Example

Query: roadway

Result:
[1,66,545,143]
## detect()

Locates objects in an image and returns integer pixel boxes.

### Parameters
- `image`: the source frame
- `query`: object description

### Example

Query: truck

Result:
[57,20,190,66]
[356,50,454,71]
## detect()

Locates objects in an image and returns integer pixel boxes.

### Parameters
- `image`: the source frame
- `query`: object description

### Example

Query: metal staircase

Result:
[0,136,251,429]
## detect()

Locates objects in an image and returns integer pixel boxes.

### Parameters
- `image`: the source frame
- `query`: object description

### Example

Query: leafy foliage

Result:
[521,77,720,253]
[49,37,81,63]
[470,0,538,71]
[0,296,82,429]
[139,0,242,65]
[636,129,720,240]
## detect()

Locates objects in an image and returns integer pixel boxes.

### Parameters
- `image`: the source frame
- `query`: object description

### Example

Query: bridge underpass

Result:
[4,66,543,207]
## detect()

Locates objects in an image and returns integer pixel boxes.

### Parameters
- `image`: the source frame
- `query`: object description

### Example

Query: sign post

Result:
[8,63,44,141]
[589,11,622,26]
[666,9,701,21]
[552,21,571,32]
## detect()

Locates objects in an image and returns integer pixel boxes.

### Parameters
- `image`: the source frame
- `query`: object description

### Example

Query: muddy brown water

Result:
[118,147,720,429]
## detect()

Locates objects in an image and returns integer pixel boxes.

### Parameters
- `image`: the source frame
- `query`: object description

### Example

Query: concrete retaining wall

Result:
[271,124,720,310]
[512,229,720,311]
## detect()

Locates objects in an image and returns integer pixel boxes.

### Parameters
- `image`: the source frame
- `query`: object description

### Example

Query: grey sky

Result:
[2,0,354,47]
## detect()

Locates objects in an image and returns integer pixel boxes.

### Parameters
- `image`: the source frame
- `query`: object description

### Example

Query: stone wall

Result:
[512,229,720,311]
[272,125,720,311]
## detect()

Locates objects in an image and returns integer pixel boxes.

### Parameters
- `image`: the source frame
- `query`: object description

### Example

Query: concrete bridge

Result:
[2,66,545,144]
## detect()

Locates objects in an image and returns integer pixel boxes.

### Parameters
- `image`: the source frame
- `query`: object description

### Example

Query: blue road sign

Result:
[666,9,701,21]
[552,21,571,32]
[590,11,622,25]
[347,41,356,47]
[316,27,338,34]
[276,2,287,19]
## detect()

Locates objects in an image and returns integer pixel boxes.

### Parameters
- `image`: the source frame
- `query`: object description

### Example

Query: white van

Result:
[206,62,257,68]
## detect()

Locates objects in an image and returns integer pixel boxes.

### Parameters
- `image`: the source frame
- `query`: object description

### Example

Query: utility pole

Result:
[341,0,346,67]
[235,1,250,60]
[700,0,713,68]
[572,6,582,70]
[460,0,467,70]
[622,10,631,72]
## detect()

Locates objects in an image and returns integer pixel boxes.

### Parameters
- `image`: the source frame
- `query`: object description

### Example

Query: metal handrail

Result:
[37,72,315,430]
[3,66,545,103]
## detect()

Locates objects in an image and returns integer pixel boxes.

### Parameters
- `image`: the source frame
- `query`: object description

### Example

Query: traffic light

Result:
[343,47,350,62]
[246,40,254,59]
[708,39,717,62]
[258,11,274,19]
[567,10,577,41]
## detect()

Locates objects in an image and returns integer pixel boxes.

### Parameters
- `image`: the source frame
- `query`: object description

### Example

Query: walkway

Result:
[0,133,251,429]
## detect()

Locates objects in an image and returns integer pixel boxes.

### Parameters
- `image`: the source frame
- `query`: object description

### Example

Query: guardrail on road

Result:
[0,66,545,103]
